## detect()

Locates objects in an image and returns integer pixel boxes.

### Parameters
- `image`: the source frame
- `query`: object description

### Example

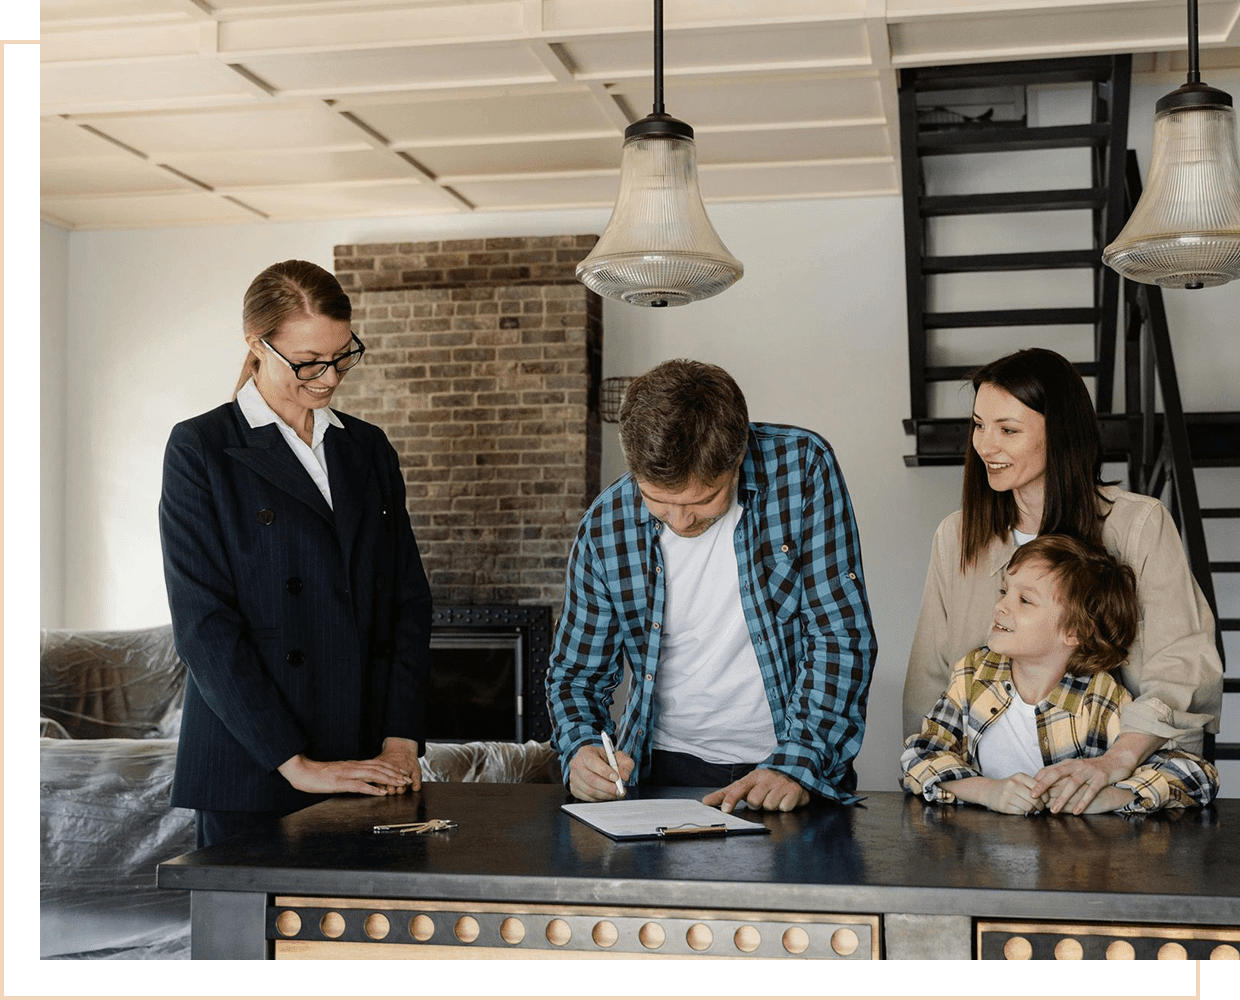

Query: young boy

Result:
[901,535,1219,815]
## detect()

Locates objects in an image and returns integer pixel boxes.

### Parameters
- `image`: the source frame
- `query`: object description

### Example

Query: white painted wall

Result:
[41,71,1240,796]
[40,221,69,626]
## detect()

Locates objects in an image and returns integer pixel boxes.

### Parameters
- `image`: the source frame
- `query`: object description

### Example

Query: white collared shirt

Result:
[237,377,343,509]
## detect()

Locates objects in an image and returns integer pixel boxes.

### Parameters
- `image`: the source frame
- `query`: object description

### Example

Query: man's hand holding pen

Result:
[568,742,635,802]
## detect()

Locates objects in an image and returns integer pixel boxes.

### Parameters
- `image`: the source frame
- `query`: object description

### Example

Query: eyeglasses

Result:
[261,332,365,381]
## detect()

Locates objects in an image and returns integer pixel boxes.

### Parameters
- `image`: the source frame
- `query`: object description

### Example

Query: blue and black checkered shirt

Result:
[546,423,877,803]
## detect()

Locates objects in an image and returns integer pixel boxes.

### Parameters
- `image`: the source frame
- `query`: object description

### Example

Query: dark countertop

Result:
[157,785,1240,926]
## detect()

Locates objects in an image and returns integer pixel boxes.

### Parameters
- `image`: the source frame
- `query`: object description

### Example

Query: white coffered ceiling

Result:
[41,0,1240,229]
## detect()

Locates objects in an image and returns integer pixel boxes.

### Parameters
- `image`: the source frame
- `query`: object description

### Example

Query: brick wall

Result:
[331,236,603,610]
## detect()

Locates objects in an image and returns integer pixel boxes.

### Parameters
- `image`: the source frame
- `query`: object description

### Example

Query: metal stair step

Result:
[922,250,1099,273]
[921,189,1106,217]
[1184,412,1240,464]
[910,56,1120,92]
[917,123,1110,155]
[923,308,1098,329]
[922,360,1101,382]
[901,454,965,468]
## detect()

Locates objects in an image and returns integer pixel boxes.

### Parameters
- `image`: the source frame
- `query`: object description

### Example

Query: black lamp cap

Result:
[1157,81,1234,113]
[624,112,694,141]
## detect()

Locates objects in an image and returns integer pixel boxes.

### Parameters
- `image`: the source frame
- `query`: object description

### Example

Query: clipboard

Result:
[561,798,770,842]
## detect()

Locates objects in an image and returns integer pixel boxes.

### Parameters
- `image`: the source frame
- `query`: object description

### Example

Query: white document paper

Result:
[561,797,769,841]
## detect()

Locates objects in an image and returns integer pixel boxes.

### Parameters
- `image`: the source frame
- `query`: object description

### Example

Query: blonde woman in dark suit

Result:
[159,260,432,848]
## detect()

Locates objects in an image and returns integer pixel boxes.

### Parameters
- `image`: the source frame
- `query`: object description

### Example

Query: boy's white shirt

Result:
[975,678,1046,778]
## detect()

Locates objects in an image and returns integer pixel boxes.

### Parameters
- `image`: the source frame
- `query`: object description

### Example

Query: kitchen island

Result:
[156,783,1240,960]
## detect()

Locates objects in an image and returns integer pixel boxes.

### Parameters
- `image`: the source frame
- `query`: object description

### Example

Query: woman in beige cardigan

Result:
[903,348,1222,814]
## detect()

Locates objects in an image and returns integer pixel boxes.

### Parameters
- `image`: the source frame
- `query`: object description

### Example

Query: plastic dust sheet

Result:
[40,735,194,959]
[39,627,193,959]
[421,739,560,784]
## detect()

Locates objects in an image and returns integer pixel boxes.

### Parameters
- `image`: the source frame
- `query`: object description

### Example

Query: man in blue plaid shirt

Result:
[547,360,877,811]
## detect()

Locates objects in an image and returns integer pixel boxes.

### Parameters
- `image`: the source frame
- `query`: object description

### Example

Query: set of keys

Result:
[372,818,457,835]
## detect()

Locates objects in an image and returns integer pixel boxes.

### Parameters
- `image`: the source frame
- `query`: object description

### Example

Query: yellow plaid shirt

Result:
[901,648,1219,814]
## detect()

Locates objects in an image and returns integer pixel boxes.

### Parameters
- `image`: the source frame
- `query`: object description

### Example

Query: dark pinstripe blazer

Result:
[159,400,432,813]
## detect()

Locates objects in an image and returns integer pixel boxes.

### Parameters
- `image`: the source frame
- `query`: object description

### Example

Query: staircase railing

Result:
[1117,149,1230,761]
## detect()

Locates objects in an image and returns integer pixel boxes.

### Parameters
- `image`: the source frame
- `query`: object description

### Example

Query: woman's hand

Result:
[1030,732,1163,814]
[277,751,414,796]
[374,737,422,795]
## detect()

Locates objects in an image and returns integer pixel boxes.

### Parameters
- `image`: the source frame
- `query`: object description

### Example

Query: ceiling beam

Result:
[331,107,476,210]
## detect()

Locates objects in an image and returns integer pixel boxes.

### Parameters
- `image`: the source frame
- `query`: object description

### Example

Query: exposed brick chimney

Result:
[331,236,603,612]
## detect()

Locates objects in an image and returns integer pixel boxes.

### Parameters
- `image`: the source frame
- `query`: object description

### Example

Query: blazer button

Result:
[286,577,303,594]
[286,649,304,667]
[257,508,276,525]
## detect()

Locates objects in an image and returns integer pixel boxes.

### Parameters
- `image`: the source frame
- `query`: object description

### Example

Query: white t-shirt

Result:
[651,499,777,763]
[984,530,1045,777]
[976,679,1045,778]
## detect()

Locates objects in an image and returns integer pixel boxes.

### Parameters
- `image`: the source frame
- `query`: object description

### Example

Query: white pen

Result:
[599,730,625,796]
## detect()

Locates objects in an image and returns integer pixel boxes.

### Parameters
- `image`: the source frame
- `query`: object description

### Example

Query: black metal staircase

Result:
[900,54,1131,458]
[898,57,1239,762]
[1116,150,1240,761]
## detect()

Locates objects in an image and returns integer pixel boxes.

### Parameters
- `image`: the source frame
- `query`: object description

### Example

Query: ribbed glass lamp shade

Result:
[1103,96,1240,289]
[577,130,743,307]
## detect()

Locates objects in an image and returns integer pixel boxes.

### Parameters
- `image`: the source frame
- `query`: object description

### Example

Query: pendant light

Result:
[1102,0,1240,289]
[576,0,743,307]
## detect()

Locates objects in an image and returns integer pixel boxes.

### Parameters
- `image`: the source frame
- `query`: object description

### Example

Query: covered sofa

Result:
[39,625,559,959]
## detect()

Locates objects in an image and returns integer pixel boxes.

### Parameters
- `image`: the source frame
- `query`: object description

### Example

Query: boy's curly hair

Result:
[1007,534,1139,676]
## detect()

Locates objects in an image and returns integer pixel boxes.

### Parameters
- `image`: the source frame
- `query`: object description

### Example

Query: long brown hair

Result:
[232,260,352,397]
[960,348,1112,569]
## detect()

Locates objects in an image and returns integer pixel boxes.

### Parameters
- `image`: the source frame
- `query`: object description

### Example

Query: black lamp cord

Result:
[1187,0,1200,84]
[653,0,665,115]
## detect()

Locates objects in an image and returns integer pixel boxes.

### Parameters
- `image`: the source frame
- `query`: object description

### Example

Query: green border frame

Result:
[2,1,1230,992]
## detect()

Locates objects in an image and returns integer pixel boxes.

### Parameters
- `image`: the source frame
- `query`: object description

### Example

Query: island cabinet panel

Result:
[977,920,1240,961]
[269,897,880,960]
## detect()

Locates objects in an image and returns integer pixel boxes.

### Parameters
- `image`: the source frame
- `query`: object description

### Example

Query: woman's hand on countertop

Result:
[374,736,423,794]
[1031,731,1164,814]
[278,749,416,796]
